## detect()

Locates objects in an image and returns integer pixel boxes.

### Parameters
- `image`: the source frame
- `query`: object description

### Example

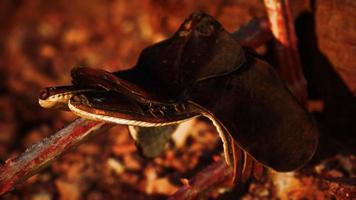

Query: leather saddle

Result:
[48,12,319,176]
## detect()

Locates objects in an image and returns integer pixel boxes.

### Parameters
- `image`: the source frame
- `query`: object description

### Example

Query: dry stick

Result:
[232,17,271,48]
[264,0,308,104]
[0,18,273,196]
[0,119,113,195]
[168,159,232,200]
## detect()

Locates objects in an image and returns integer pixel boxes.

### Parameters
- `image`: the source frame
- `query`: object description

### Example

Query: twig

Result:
[232,17,272,48]
[264,0,308,104]
[168,159,232,200]
[0,118,113,195]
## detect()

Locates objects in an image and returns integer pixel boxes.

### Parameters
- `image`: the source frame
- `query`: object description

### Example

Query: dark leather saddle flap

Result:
[115,12,246,99]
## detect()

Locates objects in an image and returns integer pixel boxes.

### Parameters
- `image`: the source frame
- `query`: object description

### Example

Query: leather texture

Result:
[112,12,319,171]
